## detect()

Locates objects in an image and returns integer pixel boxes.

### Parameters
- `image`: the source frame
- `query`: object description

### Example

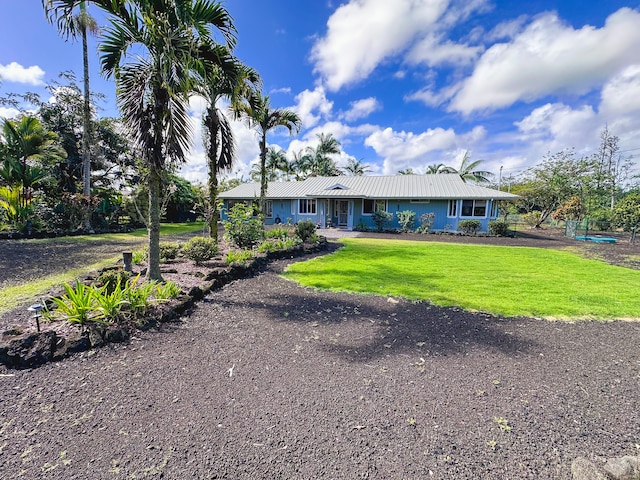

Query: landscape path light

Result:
[28,304,44,332]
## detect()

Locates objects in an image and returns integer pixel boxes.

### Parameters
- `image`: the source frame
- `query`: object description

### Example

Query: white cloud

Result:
[599,64,640,118]
[292,86,333,128]
[0,62,45,85]
[311,0,451,91]
[486,15,528,41]
[407,33,482,67]
[0,107,21,120]
[364,126,458,174]
[449,8,640,114]
[340,97,381,122]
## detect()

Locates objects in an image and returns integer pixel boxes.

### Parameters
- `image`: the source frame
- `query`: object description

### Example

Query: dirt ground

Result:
[1,229,639,479]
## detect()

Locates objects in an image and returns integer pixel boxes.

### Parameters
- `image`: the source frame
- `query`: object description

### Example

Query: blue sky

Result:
[1,0,640,185]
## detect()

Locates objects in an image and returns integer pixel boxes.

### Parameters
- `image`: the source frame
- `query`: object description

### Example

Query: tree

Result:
[612,191,640,236]
[442,151,493,183]
[344,158,371,176]
[397,168,414,175]
[99,0,237,281]
[43,1,100,230]
[425,163,447,174]
[236,90,301,213]
[200,54,259,242]
[294,133,342,178]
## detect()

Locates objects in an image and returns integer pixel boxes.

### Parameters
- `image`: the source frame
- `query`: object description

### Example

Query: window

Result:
[299,199,317,215]
[410,199,431,204]
[363,199,386,215]
[448,200,457,217]
[264,200,273,218]
[461,199,486,217]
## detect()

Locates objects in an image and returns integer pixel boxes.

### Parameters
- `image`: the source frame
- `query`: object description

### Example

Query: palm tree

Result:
[236,90,301,213]
[99,0,236,281]
[397,168,415,175]
[442,151,494,183]
[425,163,447,174]
[303,133,342,177]
[199,53,259,242]
[344,158,371,176]
[43,0,99,230]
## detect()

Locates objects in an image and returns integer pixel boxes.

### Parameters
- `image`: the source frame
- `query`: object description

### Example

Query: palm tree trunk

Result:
[259,133,267,214]
[81,2,92,231]
[147,165,163,281]
[207,115,220,242]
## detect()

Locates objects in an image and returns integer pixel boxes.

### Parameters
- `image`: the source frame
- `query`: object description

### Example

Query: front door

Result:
[338,200,349,226]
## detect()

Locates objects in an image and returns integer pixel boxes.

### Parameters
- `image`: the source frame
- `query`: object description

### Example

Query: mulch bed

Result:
[0,230,639,478]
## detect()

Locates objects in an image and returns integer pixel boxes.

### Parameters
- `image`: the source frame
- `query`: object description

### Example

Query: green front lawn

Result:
[283,238,640,320]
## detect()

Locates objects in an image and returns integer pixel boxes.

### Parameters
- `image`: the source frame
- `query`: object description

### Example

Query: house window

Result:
[363,199,386,215]
[461,199,487,217]
[264,200,273,218]
[448,200,457,217]
[299,199,317,215]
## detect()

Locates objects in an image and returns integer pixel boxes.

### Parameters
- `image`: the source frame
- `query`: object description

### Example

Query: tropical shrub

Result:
[295,219,317,242]
[97,270,132,294]
[458,219,481,235]
[182,236,218,265]
[223,202,264,248]
[489,220,510,236]
[522,211,543,228]
[159,242,180,261]
[416,212,435,234]
[371,210,393,232]
[153,281,182,300]
[589,208,612,232]
[396,210,416,233]
[225,249,254,265]
[265,226,294,240]
[93,281,128,322]
[49,280,101,326]
[132,248,147,265]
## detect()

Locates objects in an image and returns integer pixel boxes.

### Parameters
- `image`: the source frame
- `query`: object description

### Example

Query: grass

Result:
[0,258,118,315]
[282,238,640,320]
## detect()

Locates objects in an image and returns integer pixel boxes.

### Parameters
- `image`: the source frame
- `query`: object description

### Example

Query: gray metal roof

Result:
[219,174,519,200]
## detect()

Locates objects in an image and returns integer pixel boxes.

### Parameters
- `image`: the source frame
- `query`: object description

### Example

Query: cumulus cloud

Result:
[449,8,640,114]
[311,0,455,91]
[292,86,333,128]
[599,64,640,118]
[0,106,21,120]
[340,97,381,122]
[407,33,482,67]
[364,126,458,174]
[0,62,45,85]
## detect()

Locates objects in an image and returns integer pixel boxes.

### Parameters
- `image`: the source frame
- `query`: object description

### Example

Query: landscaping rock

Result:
[0,331,57,368]
[604,456,640,480]
[188,286,204,301]
[87,324,106,347]
[105,327,129,343]
[571,458,609,480]
[57,331,90,357]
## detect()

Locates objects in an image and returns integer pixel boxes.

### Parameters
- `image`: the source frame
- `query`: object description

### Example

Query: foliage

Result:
[587,208,612,232]
[93,281,128,322]
[612,191,640,231]
[283,238,640,320]
[123,275,156,318]
[49,280,101,326]
[488,220,510,236]
[416,212,435,234]
[371,210,393,232]
[153,281,182,300]
[97,269,132,295]
[257,237,300,253]
[522,211,543,228]
[225,249,254,265]
[551,196,583,222]
[182,236,218,265]
[132,248,147,265]
[396,210,416,233]
[159,242,180,261]
[295,219,317,242]
[354,219,368,232]
[457,219,481,235]
[439,151,493,183]
[265,225,294,240]
[223,202,264,248]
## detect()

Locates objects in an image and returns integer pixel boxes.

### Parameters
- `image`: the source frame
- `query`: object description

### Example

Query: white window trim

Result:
[298,198,317,215]
[264,200,273,218]
[447,199,458,218]
[460,199,488,218]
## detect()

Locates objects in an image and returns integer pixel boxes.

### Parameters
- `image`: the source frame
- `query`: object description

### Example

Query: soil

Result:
[1,229,639,479]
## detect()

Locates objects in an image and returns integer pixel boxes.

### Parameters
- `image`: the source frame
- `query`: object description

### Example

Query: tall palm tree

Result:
[442,151,494,183]
[303,132,342,177]
[425,163,447,174]
[199,53,259,242]
[43,0,99,230]
[344,158,371,176]
[236,90,301,213]
[99,0,236,281]
[397,168,414,175]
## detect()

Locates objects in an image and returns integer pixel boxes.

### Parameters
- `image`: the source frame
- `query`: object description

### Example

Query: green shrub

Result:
[589,208,612,232]
[182,236,218,265]
[458,219,481,235]
[295,219,317,242]
[416,212,435,234]
[225,249,254,265]
[154,281,182,300]
[396,210,416,233]
[49,280,101,326]
[522,211,542,228]
[97,270,132,295]
[488,220,510,236]
[258,237,300,253]
[265,226,294,240]
[372,210,393,232]
[223,202,264,248]
[123,275,156,317]
[354,220,368,232]
[132,248,147,265]
[94,281,128,322]
[159,242,180,261]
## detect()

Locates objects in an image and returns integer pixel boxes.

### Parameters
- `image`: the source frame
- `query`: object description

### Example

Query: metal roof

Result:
[219,174,519,200]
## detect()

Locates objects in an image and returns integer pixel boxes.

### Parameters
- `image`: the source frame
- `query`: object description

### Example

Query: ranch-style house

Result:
[219,174,519,232]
